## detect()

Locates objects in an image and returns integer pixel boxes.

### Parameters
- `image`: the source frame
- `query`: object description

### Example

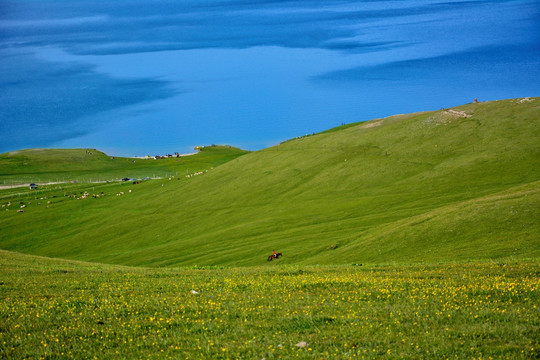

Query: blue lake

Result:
[1,0,538,155]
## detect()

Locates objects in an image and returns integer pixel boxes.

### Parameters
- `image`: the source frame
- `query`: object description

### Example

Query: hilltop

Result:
[0,145,249,185]
[0,98,538,266]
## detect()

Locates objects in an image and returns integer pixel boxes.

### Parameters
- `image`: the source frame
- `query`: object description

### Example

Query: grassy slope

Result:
[0,98,538,266]
[0,146,249,184]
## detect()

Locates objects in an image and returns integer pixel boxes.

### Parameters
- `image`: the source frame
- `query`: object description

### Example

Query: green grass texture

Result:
[0,251,538,359]
[0,98,538,266]
[0,145,249,184]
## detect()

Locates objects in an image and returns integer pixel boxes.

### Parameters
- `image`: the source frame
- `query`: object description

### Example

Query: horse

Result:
[267,252,283,261]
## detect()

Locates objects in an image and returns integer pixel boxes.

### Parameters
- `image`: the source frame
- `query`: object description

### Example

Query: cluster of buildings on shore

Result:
[135,152,189,160]
[152,152,182,159]
[142,146,207,160]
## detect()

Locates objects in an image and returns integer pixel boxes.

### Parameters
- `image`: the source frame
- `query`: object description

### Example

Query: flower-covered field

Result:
[0,251,538,359]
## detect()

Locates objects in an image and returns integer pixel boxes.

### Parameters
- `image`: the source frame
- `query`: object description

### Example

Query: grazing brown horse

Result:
[267,252,282,261]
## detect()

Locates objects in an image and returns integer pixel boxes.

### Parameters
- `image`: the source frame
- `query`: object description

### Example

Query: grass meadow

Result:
[1,98,539,359]
[1,99,538,267]
[0,146,249,185]
[1,251,538,359]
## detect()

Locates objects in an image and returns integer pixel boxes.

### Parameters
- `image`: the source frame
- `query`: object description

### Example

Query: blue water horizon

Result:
[1,0,538,156]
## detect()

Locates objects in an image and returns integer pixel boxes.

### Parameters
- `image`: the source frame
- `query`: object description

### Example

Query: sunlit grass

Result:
[0,98,538,266]
[0,146,249,185]
[1,251,538,359]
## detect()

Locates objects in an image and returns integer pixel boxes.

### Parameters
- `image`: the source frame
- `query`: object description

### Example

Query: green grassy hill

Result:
[0,146,249,184]
[0,98,538,266]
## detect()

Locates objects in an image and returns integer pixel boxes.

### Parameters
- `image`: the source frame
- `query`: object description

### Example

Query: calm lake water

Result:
[1,0,538,155]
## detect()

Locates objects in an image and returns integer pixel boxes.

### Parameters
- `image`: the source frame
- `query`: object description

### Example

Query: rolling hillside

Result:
[0,98,538,266]
[0,146,249,184]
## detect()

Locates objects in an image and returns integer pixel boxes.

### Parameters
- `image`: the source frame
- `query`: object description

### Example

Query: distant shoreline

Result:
[131,152,197,159]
